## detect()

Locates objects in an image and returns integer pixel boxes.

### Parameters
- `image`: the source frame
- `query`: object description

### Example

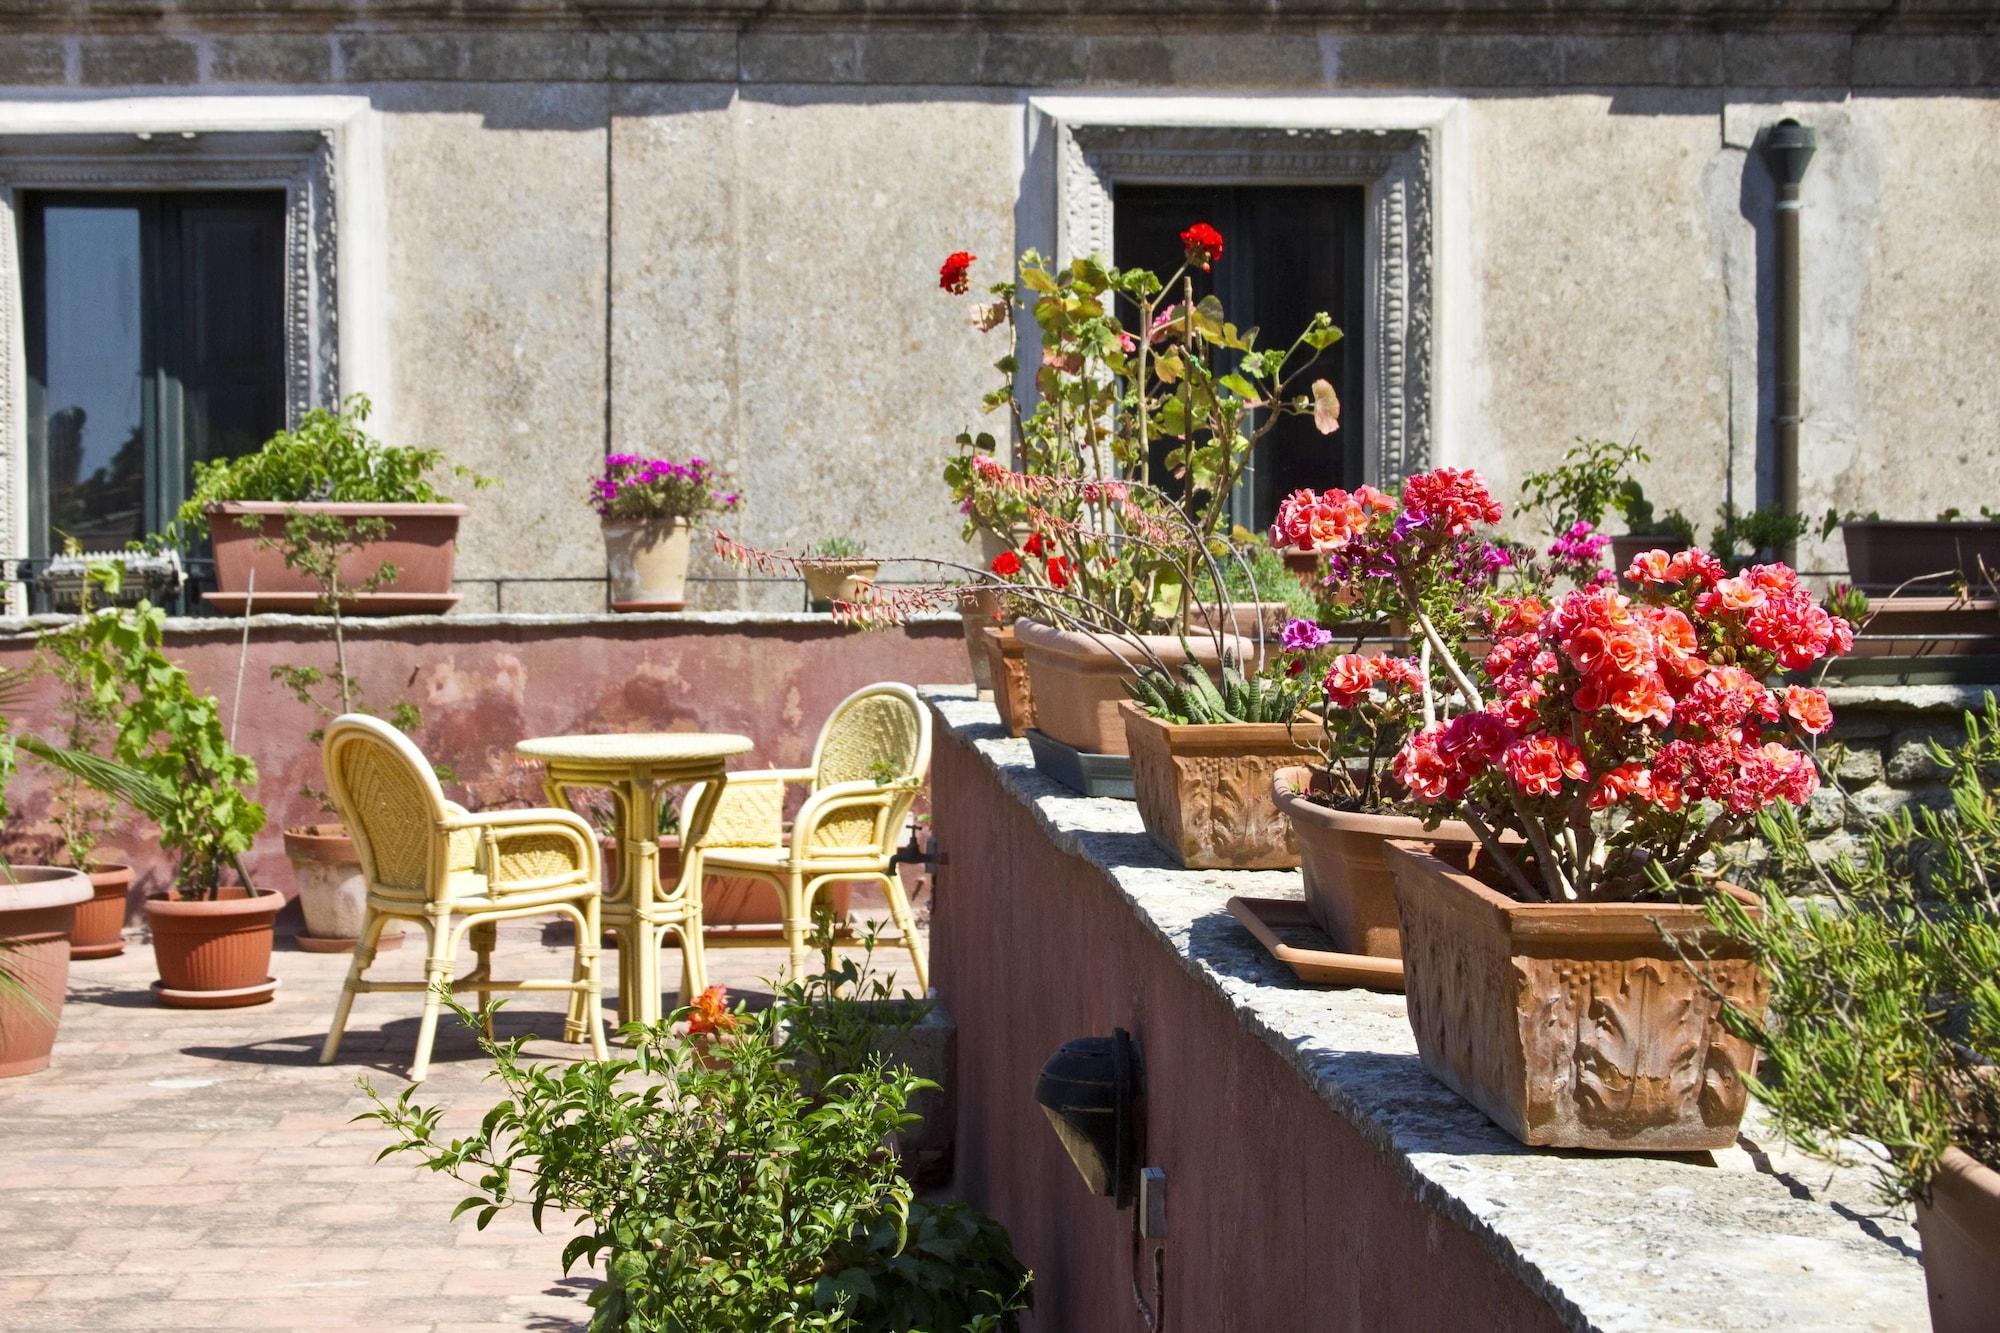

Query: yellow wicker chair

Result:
[687,682,932,992]
[317,714,609,1082]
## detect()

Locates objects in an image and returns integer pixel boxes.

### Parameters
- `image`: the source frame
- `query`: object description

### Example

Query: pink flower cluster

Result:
[1321,653,1424,708]
[1268,484,1395,554]
[1399,468,1503,537]
[1547,520,1611,581]
[591,454,740,522]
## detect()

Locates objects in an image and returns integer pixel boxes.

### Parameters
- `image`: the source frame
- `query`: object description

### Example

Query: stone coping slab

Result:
[922,686,1929,1333]
[0,609,959,637]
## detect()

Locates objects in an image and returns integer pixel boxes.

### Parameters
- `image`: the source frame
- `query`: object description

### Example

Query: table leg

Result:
[626,776,661,1028]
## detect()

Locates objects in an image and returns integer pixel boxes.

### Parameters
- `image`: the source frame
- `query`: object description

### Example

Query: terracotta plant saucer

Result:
[609,599,686,613]
[150,977,280,1009]
[294,931,404,954]
[1226,896,1404,990]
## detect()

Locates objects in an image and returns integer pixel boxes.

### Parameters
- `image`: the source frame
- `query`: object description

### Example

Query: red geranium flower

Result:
[939,250,975,295]
[1045,554,1072,589]
[1022,531,1046,557]
[1179,222,1224,271]
[991,550,1022,577]
[686,984,735,1036]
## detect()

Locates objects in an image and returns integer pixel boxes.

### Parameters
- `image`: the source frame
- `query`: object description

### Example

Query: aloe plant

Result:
[1126,655,1308,725]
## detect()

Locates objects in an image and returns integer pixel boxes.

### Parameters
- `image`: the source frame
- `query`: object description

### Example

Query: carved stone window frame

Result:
[0,96,383,579]
[1044,111,1439,487]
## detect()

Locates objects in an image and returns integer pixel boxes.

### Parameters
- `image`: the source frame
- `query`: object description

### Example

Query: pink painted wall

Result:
[928,722,1564,1333]
[0,615,968,905]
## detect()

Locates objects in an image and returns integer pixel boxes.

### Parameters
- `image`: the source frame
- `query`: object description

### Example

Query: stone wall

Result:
[2,4,1996,609]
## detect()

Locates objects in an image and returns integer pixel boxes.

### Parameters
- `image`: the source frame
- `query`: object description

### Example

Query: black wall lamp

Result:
[1034,1029,1138,1208]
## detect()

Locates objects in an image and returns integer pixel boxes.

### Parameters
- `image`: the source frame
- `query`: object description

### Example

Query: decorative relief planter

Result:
[205,501,468,615]
[1013,618,1241,757]
[285,824,403,954]
[68,861,134,960]
[1916,1146,2000,1333]
[0,867,92,1077]
[1382,839,1765,1151]
[1271,767,1479,958]
[1122,705,1299,870]
[980,625,1035,738]
[801,559,879,610]
[1843,520,2000,595]
[601,516,692,612]
[144,887,283,1008]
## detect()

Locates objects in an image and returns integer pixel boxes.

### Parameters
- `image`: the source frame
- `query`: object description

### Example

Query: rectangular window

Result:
[1114,184,1367,530]
[22,190,287,557]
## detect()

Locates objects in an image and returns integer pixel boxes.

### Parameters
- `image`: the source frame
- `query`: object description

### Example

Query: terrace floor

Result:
[0,911,924,1332]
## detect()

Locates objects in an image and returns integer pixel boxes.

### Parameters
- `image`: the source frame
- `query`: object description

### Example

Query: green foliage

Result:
[1709,698,2000,1206]
[1127,654,1309,725]
[814,537,868,560]
[1216,533,1315,621]
[362,945,1030,1332]
[1708,501,1809,569]
[33,545,123,867]
[1615,487,1696,543]
[55,604,264,899]
[1518,438,1648,536]
[174,394,487,538]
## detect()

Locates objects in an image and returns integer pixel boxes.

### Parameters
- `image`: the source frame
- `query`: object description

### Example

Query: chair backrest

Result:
[806,683,932,853]
[322,714,453,898]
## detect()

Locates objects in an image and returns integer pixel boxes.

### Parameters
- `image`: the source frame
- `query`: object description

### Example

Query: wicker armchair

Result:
[686,682,931,991]
[317,715,608,1082]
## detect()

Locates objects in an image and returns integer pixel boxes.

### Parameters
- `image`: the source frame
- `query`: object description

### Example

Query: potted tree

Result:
[1517,437,1697,577]
[1378,542,1853,1149]
[63,602,271,1007]
[1705,701,1999,1331]
[800,537,879,611]
[179,394,482,615]
[592,454,741,611]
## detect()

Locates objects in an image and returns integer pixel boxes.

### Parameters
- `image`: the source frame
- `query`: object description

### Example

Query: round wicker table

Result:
[516,732,753,1030]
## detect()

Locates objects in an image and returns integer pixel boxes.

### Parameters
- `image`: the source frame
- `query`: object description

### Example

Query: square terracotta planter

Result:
[1916,1146,2000,1333]
[1382,839,1766,1152]
[1014,618,1244,756]
[1122,705,1300,870]
[205,501,468,615]
[980,625,1035,738]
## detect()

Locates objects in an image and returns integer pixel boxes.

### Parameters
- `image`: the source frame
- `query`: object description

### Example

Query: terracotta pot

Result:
[801,559,879,609]
[205,501,468,615]
[1123,705,1300,870]
[958,590,1003,694]
[69,862,133,960]
[602,516,692,611]
[144,887,282,1008]
[980,625,1035,738]
[1382,839,1766,1151]
[1271,767,1480,957]
[1013,618,1246,756]
[1916,1146,2000,1333]
[0,867,93,1078]
[284,824,403,953]
[1843,520,2000,595]
[1608,533,1693,575]
[1845,596,2000,659]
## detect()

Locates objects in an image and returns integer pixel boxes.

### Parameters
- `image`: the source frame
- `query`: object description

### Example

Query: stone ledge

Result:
[0,609,961,638]
[922,686,1928,1333]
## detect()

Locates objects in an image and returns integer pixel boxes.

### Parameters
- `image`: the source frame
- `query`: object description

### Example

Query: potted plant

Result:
[1702,701,1999,1330]
[593,454,741,611]
[800,537,878,611]
[62,602,271,1007]
[1838,506,2000,595]
[1263,472,1526,955]
[178,394,482,615]
[1377,540,1854,1149]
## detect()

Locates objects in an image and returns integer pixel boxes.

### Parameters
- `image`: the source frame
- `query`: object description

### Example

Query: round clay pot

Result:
[801,559,879,609]
[0,867,93,1077]
[1271,767,1480,958]
[1916,1146,2000,1333]
[69,862,134,960]
[601,516,691,611]
[284,824,403,953]
[144,887,282,1008]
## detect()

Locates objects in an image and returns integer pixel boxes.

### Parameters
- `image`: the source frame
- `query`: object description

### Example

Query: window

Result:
[1114,183,1368,531]
[22,191,287,556]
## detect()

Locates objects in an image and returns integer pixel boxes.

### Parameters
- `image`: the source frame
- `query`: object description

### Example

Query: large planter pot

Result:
[801,559,879,610]
[1916,1146,2000,1333]
[1123,705,1300,870]
[68,861,133,960]
[143,887,282,1008]
[1014,618,1244,756]
[284,824,404,953]
[602,516,692,611]
[0,867,92,1077]
[1382,839,1765,1151]
[1271,767,1480,957]
[205,501,468,615]
[958,590,1002,694]
[1607,533,1693,575]
[980,625,1035,738]
[1843,520,2000,594]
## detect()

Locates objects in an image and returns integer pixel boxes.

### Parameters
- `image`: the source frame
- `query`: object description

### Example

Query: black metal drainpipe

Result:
[1760,119,1816,564]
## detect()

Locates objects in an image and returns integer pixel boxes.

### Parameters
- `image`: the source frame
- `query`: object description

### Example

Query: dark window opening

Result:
[1113,183,1367,532]
[23,190,287,558]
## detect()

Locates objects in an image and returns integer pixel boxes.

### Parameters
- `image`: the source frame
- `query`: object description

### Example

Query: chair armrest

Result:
[683,769,812,849]
[791,778,921,861]
[441,807,600,893]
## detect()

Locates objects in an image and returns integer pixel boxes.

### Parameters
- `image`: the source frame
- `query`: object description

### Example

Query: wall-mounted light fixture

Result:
[1034,1029,1137,1208]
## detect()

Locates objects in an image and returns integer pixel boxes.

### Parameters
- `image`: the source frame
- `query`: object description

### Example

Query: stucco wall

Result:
[2,14,1996,606]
